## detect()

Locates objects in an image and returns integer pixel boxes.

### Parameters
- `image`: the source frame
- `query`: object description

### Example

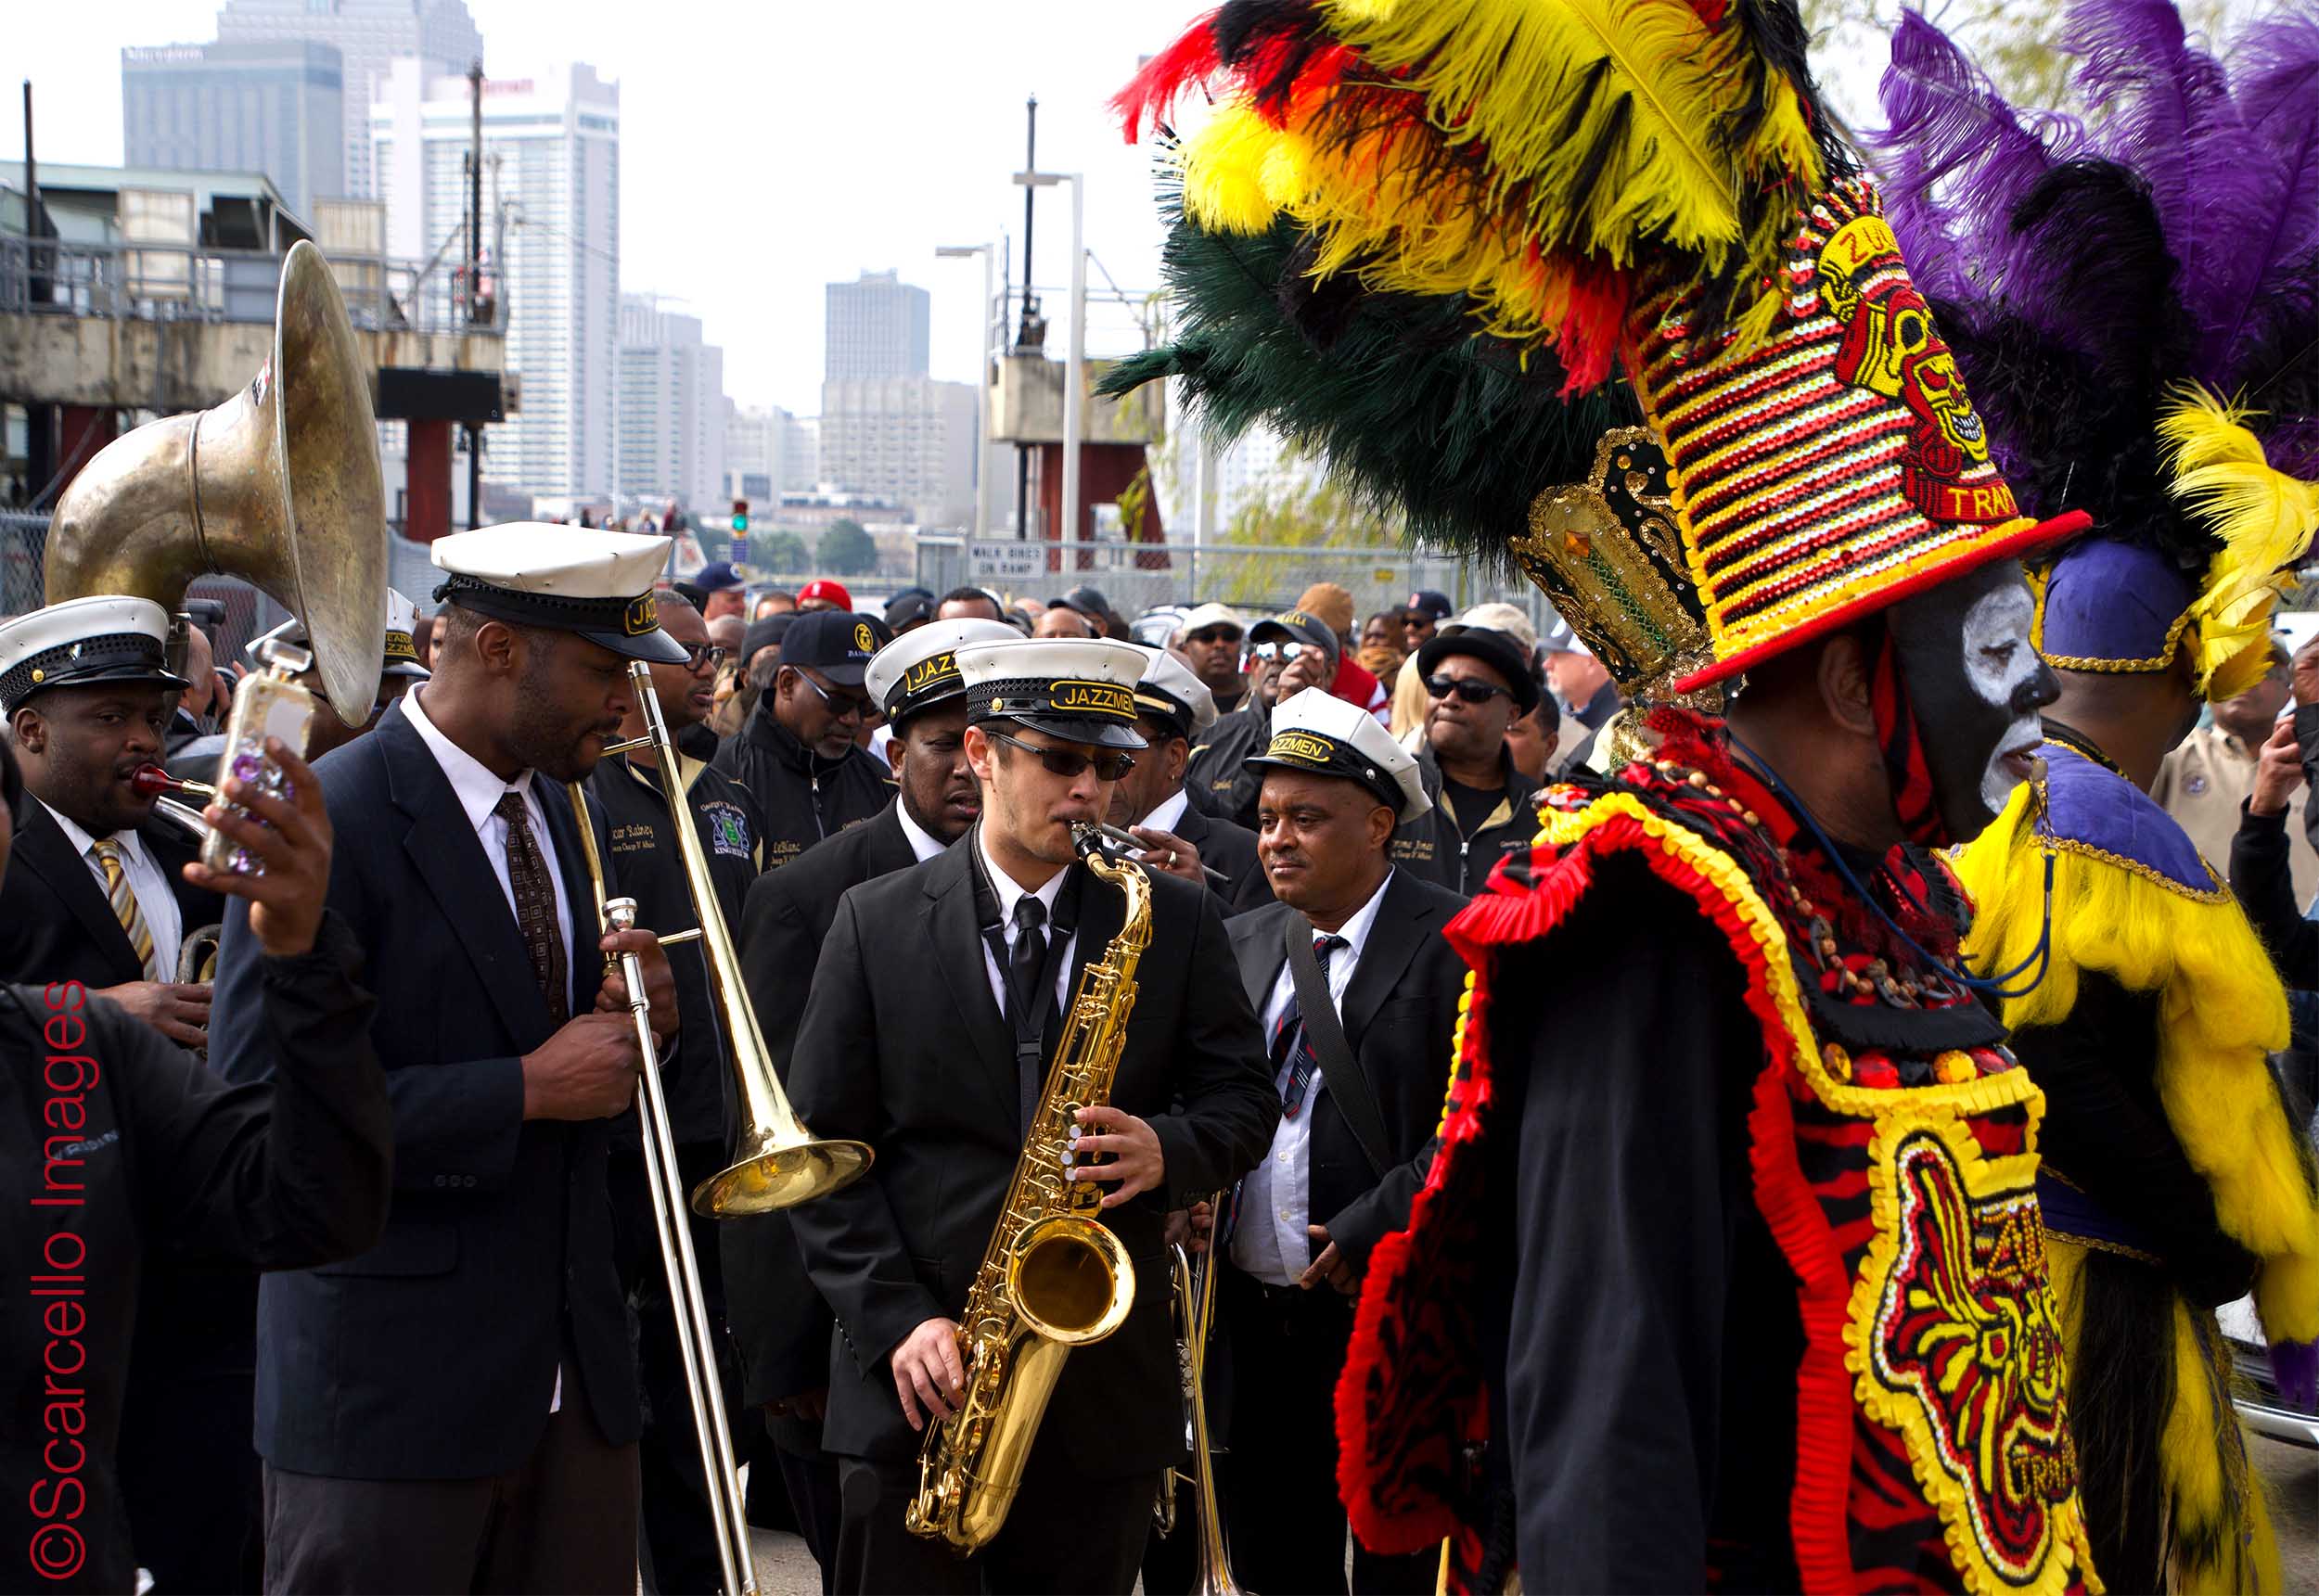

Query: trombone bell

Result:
[692,1134,874,1218]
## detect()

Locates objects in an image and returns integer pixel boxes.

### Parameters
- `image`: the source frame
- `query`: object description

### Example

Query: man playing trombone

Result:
[209,525,682,1594]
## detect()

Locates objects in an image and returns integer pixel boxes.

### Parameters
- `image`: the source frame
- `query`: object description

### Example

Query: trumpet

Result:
[131,763,216,840]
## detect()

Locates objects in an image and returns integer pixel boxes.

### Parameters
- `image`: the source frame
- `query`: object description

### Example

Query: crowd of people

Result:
[8,2,2319,1594]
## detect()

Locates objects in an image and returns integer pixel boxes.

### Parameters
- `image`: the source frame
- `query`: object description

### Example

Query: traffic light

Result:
[731,498,750,534]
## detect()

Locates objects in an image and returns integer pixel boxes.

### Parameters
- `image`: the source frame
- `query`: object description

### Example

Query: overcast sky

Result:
[9,2,1903,415]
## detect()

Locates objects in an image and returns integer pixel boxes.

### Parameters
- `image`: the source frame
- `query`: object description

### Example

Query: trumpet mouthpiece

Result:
[132,764,214,800]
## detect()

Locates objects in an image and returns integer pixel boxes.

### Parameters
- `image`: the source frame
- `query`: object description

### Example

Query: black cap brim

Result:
[577,626,690,666]
[9,662,191,711]
[1007,712,1147,750]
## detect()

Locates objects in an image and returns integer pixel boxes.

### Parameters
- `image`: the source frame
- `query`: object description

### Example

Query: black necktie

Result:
[1274,934,1345,1119]
[496,790,570,1027]
[1008,895,1049,1025]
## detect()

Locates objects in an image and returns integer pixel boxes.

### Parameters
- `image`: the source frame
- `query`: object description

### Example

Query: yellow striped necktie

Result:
[91,838,161,982]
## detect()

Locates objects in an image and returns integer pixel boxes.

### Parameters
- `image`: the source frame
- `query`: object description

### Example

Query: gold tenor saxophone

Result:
[906,824,1152,1552]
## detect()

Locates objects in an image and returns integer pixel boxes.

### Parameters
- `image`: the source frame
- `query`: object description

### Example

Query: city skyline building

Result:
[121,39,345,216]
[824,268,930,383]
[372,58,621,498]
[215,0,483,201]
[819,375,977,528]
[724,401,818,503]
[618,294,726,510]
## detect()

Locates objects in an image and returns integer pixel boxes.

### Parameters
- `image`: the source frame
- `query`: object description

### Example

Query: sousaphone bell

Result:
[44,238,387,726]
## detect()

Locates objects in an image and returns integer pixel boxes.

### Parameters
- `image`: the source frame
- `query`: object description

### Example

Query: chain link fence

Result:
[917,538,1557,638]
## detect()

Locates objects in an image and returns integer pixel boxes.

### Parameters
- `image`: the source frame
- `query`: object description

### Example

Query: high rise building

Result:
[724,402,817,503]
[373,59,621,498]
[216,0,483,201]
[121,40,346,216]
[819,377,978,528]
[618,296,726,509]
[825,269,930,383]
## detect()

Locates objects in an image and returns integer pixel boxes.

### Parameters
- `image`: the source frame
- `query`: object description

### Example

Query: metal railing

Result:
[1,232,496,337]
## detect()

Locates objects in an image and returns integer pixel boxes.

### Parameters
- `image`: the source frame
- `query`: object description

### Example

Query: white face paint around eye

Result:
[1962,583,2043,815]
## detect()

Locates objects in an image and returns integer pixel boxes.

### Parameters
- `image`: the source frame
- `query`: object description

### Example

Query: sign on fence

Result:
[967,540,1047,584]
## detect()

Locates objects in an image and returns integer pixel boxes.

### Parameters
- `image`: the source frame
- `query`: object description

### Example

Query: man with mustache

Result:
[724,615,1018,1587]
[583,590,764,1592]
[207,524,682,1594]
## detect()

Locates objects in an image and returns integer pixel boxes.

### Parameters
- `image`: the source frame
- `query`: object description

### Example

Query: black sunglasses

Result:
[1427,673,1512,705]
[793,670,874,718]
[987,728,1135,782]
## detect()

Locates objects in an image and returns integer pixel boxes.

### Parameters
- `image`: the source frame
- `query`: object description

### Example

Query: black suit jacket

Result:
[0,801,220,990]
[1224,870,1468,1269]
[786,838,1277,1474]
[725,799,927,1414]
[210,699,641,1478]
[1172,796,1273,914]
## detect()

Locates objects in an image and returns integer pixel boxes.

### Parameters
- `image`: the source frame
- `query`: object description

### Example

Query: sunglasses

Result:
[1427,673,1513,705]
[986,728,1136,782]
[1250,641,1323,662]
[794,670,875,718]
[678,642,730,673]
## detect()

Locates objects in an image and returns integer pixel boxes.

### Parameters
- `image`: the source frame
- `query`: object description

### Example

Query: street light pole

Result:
[1062,172,1084,555]
[935,242,996,542]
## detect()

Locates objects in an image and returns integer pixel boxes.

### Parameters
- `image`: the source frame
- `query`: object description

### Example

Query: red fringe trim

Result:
[1335,810,1864,1591]
[1111,9,1222,141]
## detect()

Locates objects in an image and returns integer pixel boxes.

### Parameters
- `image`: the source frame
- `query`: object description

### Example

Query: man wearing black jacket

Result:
[724,615,1016,1588]
[1217,688,1461,1596]
[0,594,249,1589]
[712,609,893,872]
[785,636,1276,1594]
[1112,649,1269,912]
[1391,627,1542,896]
[1185,611,1333,828]
[210,525,681,1594]
[0,725,392,1596]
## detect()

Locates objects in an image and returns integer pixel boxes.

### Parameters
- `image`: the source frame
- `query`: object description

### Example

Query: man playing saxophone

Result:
[785,637,1277,1593]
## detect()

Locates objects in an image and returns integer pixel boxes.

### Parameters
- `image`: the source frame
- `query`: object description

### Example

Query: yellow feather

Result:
[2161,383,2319,699]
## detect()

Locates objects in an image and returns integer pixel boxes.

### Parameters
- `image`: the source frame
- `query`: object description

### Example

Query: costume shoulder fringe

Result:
[1954,781,2319,1344]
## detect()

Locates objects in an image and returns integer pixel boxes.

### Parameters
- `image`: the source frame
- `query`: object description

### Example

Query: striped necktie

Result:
[91,837,161,982]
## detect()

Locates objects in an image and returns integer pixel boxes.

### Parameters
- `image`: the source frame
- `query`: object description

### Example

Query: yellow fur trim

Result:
[2161,384,2319,702]
[1954,784,2319,1345]
[2044,1240,2284,1593]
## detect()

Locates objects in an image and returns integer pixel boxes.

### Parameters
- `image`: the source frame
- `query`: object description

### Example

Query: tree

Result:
[753,530,811,575]
[816,518,878,577]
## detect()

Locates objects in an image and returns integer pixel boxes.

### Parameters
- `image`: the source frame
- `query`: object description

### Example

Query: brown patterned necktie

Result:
[494,789,569,1026]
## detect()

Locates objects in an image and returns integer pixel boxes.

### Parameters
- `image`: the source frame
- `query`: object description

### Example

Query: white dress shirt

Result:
[44,800,183,980]
[975,824,1078,1020]
[1230,869,1396,1286]
[403,687,583,1414]
[403,687,578,1012]
[894,798,950,864]
[1137,786,1192,836]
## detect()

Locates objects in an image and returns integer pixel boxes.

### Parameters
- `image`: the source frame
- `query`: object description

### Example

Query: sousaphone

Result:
[45,238,387,725]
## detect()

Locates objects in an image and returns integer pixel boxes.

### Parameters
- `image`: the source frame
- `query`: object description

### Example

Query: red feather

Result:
[1112,11,1223,143]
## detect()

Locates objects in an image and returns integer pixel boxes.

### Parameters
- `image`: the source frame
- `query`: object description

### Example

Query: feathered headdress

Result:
[1875,0,2319,699]
[1108,0,2086,694]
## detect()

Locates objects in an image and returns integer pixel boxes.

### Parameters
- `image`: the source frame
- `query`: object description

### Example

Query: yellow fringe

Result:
[2160,384,2319,701]
[2046,1240,2284,1593]
[1954,782,2319,1346]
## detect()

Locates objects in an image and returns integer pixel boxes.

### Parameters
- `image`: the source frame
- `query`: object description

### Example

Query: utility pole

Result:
[1015,96,1037,542]
[466,58,484,528]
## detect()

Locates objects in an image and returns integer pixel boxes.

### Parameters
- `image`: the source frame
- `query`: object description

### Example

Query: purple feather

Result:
[2214,11,2319,381]
[1872,9,2074,301]
[2062,0,2265,377]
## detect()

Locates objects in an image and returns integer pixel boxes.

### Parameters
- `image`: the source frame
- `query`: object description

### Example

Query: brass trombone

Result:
[562,658,875,1594]
[1163,1201,1243,1594]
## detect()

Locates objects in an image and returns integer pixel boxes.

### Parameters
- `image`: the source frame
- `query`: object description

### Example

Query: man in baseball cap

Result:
[681,560,750,622]
[1175,602,1249,714]
[711,609,893,871]
[1186,609,1339,831]
[1401,590,1454,651]
[796,578,852,614]
[1393,624,1543,895]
